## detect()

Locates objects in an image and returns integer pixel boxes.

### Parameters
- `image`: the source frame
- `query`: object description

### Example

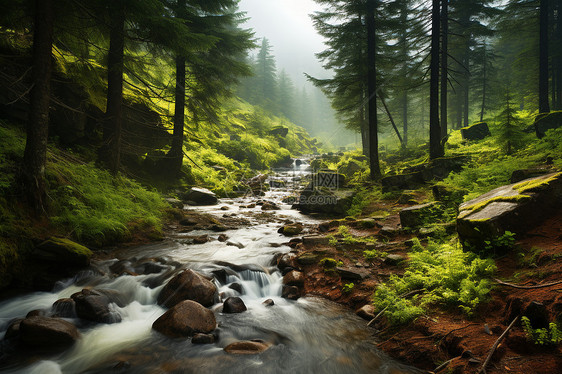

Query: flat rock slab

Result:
[457,172,562,248]
[224,339,272,355]
[399,202,437,228]
[461,122,491,141]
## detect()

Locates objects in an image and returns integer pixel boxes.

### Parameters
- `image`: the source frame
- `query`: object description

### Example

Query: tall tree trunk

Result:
[539,0,550,113]
[360,86,369,156]
[440,0,448,139]
[463,52,469,126]
[23,0,54,214]
[168,54,186,177]
[367,0,380,179]
[402,91,408,146]
[554,0,562,110]
[399,2,408,147]
[378,93,403,145]
[480,44,487,122]
[430,0,443,159]
[103,1,125,175]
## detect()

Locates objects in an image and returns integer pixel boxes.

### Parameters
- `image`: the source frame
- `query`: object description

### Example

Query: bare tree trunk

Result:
[367,0,381,178]
[463,53,469,126]
[402,92,408,146]
[430,0,443,159]
[440,0,448,139]
[480,44,487,122]
[553,0,562,110]
[103,1,125,175]
[168,54,186,177]
[23,0,54,214]
[539,0,550,113]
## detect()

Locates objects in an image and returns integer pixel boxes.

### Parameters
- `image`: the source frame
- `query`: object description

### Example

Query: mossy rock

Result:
[34,237,93,267]
[534,111,562,138]
[297,252,318,265]
[457,173,562,249]
[461,122,491,141]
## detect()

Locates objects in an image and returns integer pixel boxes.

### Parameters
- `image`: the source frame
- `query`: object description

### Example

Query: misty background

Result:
[238,0,357,149]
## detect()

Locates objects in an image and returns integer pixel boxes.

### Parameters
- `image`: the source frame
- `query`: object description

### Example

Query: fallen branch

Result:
[367,289,424,327]
[434,357,457,373]
[477,316,519,374]
[495,278,562,289]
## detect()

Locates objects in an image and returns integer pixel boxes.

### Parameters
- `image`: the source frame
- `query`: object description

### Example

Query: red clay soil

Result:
[293,210,562,374]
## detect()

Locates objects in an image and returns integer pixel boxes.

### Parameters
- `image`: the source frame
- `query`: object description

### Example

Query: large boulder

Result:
[152,300,216,338]
[295,186,355,215]
[34,237,92,266]
[157,269,217,308]
[19,316,80,349]
[534,111,562,138]
[461,122,491,141]
[399,202,437,228]
[182,187,218,206]
[283,270,304,286]
[457,172,562,248]
[72,289,121,324]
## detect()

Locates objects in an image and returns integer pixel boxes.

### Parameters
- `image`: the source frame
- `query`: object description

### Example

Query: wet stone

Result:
[263,299,275,307]
[192,333,215,345]
[222,297,247,314]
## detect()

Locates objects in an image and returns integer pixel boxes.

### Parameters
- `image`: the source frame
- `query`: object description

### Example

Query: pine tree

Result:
[22,0,54,213]
[496,87,524,155]
[253,38,278,113]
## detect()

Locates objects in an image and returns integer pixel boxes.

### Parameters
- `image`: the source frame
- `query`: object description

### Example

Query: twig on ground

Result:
[495,278,562,289]
[477,316,519,374]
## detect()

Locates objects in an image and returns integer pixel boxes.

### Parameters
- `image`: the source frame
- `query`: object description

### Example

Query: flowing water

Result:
[0,161,420,374]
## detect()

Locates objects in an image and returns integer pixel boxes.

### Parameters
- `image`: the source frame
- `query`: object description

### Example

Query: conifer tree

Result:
[497,87,524,155]
[22,0,54,213]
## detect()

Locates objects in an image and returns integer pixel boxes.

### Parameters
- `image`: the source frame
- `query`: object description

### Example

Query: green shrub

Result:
[342,282,355,293]
[373,239,496,324]
[522,316,562,346]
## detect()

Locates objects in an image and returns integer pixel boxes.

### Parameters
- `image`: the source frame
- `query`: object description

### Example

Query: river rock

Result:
[157,269,217,308]
[277,253,298,270]
[4,318,24,339]
[192,333,215,344]
[226,240,245,249]
[457,172,562,248]
[34,237,92,267]
[283,270,304,286]
[278,223,303,236]
[534,111,562,138]
[296,252,318,265]
[165,197,183,209]
[224,339,272,355]
[261,201,280,211]
[282,285,300,300]
[263,299,275,307]
[152,300,216,338]
[461,122,491,140]
[356,304,375,320]
[52,298,76,318]
[222,297,247,313]
[228,283,243,293]
[109,259,136,275]
[384,254,406,266]
[182,187,218,206]
[399,202,437,228]
[72,289,121,324]
[139,261,168,275]
[19,316,80,349]
[193,235,209,244]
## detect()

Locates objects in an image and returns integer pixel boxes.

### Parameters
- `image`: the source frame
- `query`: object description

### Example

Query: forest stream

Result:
[0,161,421,374]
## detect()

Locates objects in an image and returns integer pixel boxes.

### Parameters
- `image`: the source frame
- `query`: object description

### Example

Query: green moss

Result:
[45,237,93,257]
[319,257,340,268]
[462,194,532,214]
[513,172,562,193]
